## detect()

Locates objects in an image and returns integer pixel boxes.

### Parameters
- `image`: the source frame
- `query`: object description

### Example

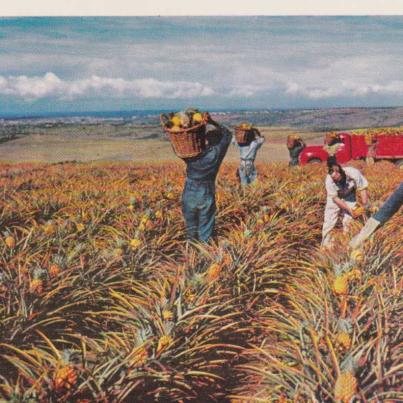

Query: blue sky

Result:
[0,17,402,116]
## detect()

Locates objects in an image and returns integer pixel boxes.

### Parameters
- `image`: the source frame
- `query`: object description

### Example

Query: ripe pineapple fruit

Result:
[334,371,357,402]
[335,331,352,351]
[5,235,16,249]
[76,223,85,232]
[350,249,363,263]
[192,112,203,123]
[44,221,56,236]
[333,275,349,296]
[54,365,77,391]
[347,268,362,281]
[162,309,174,321]
[29,278,44,294]
[351,206,365,219]
[130,238,142,250]
[29,268,47,294]
[112,247,124,257]
[171,115,181,127]
[206,263,221,282]
[49,264,61,278]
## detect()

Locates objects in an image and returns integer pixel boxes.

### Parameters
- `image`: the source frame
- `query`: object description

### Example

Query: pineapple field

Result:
[0,160,402,402]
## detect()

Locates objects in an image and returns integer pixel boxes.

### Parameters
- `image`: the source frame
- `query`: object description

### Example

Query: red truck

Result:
[299,132,403,167]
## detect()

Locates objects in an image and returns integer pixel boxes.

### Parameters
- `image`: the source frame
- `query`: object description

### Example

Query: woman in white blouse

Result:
[322,159,369,248]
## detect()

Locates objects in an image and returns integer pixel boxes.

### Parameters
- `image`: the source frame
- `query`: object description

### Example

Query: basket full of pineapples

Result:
[234,122,257,145]
[160,108,208,159]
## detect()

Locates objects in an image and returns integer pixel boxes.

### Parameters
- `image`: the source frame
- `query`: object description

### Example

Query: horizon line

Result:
[2,105,402,120]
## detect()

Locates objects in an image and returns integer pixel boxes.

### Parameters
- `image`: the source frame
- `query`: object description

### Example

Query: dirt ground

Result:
[0,127,324,163]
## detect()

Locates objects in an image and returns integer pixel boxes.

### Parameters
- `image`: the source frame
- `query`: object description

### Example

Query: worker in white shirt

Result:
[322,158,369,248]
[235,125,265,186]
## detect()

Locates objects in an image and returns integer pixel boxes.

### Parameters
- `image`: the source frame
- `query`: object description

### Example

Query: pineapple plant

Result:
[0,157,400,402]
[29,268,47,294]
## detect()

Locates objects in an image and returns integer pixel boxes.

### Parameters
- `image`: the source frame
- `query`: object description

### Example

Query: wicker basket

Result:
[235,125,255,145]
[325,132,340,145]
[161,114,207,159]
[287,134,301,149]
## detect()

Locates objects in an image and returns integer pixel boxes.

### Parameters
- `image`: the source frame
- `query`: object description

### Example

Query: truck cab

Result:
[299,132,352,164]
[299,131,403,166]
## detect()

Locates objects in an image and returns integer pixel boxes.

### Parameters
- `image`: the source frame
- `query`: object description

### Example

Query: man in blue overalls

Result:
[182,112,232,242]
[236,127,265,186]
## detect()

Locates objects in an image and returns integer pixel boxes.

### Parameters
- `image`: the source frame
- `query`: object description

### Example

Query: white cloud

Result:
[0,73,215,100]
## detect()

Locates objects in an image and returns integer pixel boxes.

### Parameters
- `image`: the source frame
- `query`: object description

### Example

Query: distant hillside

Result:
[1,107,402,140]
[215,107,403,130]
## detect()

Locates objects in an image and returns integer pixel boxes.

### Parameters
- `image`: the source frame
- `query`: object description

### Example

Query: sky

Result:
[0,16,403,116]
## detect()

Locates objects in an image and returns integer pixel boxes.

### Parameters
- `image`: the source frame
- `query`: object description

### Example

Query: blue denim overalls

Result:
[182,126,231,242]
[374,182,403,224]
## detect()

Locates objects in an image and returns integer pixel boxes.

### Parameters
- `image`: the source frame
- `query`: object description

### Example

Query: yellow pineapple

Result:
[29,278,44,294]
[350,249,363,263]
[335,331,352,351]
[351,206,365,219]
[44,221,56,235]
[162,309,173,321]
[76,223,85,232]
[192,112,203,123]
[206,263,221,282]
[347,269,362,281]
[5,235,16,249]
[113,247,124,257]
[130,238,142,250]
[171,115,181,126]
[49,264,61,278]
[54,365,77,391]
[333,275,349,295]
[334,371,357,402]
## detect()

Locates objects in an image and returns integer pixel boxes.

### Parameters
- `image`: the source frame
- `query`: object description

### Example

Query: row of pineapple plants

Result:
[0,160,401,401]
[231,162,402,402]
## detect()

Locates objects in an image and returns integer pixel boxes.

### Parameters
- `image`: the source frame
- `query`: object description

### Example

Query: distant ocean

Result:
[0,109,172,121]
[0,109,266,125]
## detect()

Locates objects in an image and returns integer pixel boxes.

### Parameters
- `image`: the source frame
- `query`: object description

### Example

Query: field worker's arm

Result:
[360,189,369,206]
[243,136,264,160]
[333,196,354,214]
[349,167,369,205]
[204,112,232,159]
[373,182,403,224]
[325,175,353,213]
